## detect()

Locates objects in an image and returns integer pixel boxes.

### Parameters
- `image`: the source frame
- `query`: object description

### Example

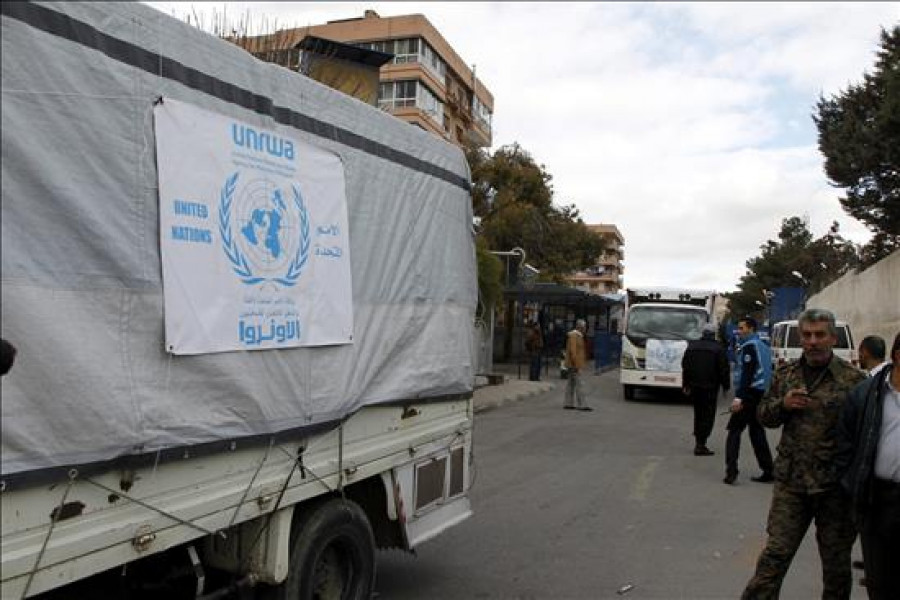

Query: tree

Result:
[813,25,900,265]
[727,217,859,321]
[466,143,606,282]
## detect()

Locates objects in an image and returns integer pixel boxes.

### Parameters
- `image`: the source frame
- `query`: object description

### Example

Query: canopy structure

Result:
[495,283,623,362]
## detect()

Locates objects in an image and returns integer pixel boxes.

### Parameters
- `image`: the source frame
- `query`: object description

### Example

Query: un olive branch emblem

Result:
[219,172,310,287]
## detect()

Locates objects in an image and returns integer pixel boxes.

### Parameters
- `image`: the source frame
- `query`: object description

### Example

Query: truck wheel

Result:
[623,385,635,400]
[276,498,376,600]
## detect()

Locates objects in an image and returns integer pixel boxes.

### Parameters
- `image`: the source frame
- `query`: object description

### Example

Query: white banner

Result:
[645,339,688,372]
[154,99,353,354]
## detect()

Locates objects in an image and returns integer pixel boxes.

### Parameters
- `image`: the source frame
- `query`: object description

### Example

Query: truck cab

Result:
[619,288,715,400]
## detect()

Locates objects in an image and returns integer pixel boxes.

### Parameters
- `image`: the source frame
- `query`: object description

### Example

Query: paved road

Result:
[374,369,865,599]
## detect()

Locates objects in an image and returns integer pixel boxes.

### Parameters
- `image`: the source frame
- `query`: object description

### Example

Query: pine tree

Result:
[813,26,900,265]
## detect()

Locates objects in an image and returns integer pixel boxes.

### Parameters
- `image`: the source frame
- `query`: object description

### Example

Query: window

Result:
[417,82,444,127]
[786,324,851,349]
[393,37,419,64]
[625,306,707,341]
[378,80,444,127]
[356,37,446,80]
[786,326,801,346]
[379,80,417,109]
[420,41,446,80]
[472,95,493,132]
[355,40,391,54]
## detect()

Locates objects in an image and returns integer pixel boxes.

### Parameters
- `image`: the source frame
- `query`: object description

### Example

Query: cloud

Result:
[145,2,897,292]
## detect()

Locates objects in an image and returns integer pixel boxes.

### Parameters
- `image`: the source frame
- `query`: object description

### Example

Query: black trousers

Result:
[725,390,773,476]
[690,386,718,446]
[528,353,542,381]
[860,479,900,600]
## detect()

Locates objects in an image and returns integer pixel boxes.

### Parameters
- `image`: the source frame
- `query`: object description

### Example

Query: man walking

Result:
[682,324,730,456]
[564,319,591,411]
[741,309,866,599]
[725,317,775,484]
[837,332,900,600]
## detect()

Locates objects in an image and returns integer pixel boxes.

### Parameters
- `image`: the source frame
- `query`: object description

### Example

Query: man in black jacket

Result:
[682,324,730,456]
[837,331,900,600]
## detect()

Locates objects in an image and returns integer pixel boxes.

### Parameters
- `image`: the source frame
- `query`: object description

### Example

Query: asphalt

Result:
[473,362,613,413]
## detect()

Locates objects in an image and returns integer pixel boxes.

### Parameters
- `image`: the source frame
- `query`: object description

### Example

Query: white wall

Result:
[806,250,900,349]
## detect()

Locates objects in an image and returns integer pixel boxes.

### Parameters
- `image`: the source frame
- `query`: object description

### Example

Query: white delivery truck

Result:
[619,287,715,399]
[1,3,477,598]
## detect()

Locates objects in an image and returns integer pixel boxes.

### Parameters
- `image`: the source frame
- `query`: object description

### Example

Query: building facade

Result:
[237,10,493,148]
[567,224,625,295]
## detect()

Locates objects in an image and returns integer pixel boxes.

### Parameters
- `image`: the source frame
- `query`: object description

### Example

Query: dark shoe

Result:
[694,446,715,456]
[723,473,737,485]
[563,405,576,410]
[751,472,774,483]
[577,406,593,411]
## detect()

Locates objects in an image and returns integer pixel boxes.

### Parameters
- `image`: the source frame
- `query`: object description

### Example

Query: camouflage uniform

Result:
[742,355,866,600]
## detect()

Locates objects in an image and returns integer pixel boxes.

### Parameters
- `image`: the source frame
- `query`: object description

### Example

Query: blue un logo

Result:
[219,173,310,287]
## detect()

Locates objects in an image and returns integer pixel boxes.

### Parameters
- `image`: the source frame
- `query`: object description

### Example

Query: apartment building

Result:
[567,224,625,295]
[237,10,494,148]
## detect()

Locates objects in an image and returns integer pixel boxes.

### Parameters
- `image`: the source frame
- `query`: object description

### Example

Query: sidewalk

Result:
[472,362,556,414]
[473,361,619,414]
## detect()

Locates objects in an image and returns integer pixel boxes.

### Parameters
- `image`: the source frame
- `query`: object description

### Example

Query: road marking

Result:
[629,456,662,502]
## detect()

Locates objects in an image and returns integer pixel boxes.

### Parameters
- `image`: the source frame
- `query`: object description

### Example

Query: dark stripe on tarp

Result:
[0,1,470,191]
[0,392,472,492]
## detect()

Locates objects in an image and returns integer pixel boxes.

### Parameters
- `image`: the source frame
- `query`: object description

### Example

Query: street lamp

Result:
[790,271,809,311]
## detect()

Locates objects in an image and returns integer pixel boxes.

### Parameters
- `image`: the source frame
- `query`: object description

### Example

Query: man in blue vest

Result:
[724,317,775,484]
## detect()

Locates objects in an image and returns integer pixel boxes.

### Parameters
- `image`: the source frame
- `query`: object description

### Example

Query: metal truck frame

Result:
[2,400,472,598]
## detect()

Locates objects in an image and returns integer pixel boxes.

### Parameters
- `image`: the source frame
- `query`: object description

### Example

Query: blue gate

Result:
[593,332,622,371]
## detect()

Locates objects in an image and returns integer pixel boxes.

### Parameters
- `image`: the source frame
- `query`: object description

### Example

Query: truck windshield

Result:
[626,306,707,342]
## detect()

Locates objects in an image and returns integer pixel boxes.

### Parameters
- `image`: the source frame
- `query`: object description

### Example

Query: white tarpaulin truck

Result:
[1,2,476,598]
[619,287,716,399]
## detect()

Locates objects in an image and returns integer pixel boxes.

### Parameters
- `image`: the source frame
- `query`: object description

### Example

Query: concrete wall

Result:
[806,250,900,348]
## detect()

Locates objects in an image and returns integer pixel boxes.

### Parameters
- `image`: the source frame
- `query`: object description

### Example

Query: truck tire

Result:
[275,498,376,600]
[623,385,635,400]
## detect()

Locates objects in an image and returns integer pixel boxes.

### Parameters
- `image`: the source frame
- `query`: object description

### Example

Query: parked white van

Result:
[770,319,857,367]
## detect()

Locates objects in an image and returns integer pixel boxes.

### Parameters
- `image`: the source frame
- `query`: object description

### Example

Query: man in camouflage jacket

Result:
[741,309,866,600]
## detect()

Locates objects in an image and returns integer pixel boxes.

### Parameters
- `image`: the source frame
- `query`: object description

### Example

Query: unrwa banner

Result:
[154,98,353,354]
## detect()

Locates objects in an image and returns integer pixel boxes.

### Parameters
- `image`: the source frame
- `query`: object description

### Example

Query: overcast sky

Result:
[147,2,899,292]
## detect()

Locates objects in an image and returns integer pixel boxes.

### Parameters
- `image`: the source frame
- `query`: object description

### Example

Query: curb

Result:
[473,381,556,414]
